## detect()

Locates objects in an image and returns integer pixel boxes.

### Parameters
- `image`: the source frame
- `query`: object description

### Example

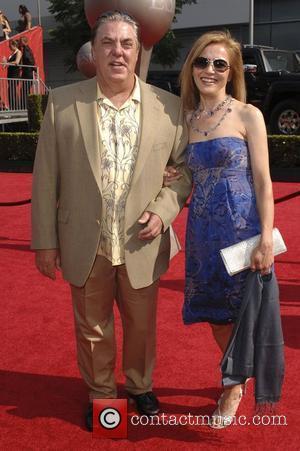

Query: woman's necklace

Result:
[194,95,231,118]
[190,95,233,137]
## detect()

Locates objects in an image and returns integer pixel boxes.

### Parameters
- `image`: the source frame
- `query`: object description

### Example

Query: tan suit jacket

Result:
[31,77,191,289]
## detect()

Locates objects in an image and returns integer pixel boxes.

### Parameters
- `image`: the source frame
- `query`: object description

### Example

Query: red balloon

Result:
[84,0,175,47]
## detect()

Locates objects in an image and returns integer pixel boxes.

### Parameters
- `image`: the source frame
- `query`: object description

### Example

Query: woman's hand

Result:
[250,239,274,275]
[163,166,182,186]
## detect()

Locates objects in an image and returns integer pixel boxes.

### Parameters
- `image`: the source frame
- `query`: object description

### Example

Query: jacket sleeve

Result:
[145,102,192,230]
[31,90,60,249]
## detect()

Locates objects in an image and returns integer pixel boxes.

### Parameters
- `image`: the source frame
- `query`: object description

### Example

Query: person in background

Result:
[0,11,11,40]
[0,95,8,111]
[164,30,274,428]
[19,36,36,107]
[3,40,22,109]
[18,5,32,32]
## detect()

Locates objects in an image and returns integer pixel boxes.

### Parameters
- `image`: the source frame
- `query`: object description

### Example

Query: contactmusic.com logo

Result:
[93,399,128,439]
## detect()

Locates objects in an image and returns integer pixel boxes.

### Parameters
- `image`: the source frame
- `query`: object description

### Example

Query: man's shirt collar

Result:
[97,75,141,109]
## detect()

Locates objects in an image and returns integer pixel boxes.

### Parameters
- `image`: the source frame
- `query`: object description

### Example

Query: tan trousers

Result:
[70,255,159,400]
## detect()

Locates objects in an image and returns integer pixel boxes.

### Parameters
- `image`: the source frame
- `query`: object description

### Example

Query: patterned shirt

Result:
[97,79,141,265]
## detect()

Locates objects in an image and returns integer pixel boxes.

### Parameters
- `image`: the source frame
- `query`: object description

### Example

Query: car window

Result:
[242,53,258,66]
[262,50,300,72]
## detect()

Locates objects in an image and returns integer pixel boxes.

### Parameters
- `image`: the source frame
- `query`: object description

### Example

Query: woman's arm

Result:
[244,104,274,274]
[9,50,22,66]
[25,12,32,30]
[163,112,192,186]
[163,166,182,186]
[15,49,22,65]
[3,19,11,33]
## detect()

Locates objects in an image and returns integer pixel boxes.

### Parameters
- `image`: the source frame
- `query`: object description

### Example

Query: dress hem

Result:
[183,317,236,326]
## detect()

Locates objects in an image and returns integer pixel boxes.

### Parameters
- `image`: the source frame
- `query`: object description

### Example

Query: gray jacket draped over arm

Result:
[221,270,285,405]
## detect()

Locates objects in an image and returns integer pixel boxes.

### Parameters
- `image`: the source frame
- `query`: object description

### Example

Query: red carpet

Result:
[0,173,299,450]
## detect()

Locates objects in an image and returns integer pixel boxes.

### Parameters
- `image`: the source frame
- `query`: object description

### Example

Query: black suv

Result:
[148,45,300,135]
[147,71,180,96]
[243,45,300,135]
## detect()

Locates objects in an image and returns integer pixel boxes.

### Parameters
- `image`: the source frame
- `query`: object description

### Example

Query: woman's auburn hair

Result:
[180,30,246,112]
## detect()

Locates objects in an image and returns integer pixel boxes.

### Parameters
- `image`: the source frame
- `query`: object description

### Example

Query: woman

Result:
[164,31,274,427]
[18,5,32,32]
[5,40,22,109]
[0,11,11,40]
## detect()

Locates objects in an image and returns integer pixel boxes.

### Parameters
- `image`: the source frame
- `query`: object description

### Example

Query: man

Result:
[31,11,191,431]
[19,36,36,108]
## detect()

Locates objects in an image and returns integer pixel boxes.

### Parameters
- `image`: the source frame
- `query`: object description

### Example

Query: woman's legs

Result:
[210,324,243,416]
[210,323,233,353]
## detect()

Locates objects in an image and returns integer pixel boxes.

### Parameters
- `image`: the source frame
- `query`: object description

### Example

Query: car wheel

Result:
[269,99,300,135]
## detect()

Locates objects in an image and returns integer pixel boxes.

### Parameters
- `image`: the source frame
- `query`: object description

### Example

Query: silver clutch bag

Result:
[220,228,287,276]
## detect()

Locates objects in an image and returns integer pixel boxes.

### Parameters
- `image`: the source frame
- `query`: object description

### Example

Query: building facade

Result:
[151,0,300,72]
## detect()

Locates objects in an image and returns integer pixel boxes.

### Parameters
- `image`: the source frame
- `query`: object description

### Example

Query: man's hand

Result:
[138,211,163,240]
[35,249,61,280]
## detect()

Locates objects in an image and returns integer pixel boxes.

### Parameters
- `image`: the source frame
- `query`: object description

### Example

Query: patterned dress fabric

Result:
[183,137,261,325]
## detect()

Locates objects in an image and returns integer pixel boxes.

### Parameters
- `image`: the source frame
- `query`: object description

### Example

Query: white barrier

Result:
[0,62,48,124]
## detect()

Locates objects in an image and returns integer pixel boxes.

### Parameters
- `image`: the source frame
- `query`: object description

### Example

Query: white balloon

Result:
[76,41,96,78]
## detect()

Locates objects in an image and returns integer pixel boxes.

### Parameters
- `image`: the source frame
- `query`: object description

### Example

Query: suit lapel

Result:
[130,81,161,187]
[75,77,102,193]
[75,78,161,193]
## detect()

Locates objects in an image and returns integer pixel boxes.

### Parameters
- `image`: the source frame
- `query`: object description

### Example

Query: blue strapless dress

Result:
[183,137,261,325]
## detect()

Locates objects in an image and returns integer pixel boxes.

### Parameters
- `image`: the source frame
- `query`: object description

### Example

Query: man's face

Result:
[92,21,139,89]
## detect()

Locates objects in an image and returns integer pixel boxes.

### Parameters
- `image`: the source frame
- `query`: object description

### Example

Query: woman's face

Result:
[192,43,231,97]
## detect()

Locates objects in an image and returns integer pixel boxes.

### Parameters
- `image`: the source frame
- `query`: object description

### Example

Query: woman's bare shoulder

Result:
[237,101,264,121]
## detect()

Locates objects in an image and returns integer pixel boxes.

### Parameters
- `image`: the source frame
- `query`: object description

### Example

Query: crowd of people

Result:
[0,5,35,110]
[0,5,32,41]
[1,36,36,109]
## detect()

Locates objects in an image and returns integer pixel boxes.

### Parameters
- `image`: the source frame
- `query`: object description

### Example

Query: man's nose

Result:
[112,42,123,55]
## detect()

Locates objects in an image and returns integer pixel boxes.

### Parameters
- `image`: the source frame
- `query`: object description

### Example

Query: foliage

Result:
[48,0,90,72]
[0,132,39,160]
[1,133,299,168]
[27,94,49,131]
[268,135,300,167]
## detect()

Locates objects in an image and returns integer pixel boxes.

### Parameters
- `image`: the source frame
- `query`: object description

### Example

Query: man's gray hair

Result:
[91,10,140,47]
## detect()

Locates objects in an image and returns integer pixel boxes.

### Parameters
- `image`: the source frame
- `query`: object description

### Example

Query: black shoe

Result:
[85,403,93,432]
[129,391,160,416]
